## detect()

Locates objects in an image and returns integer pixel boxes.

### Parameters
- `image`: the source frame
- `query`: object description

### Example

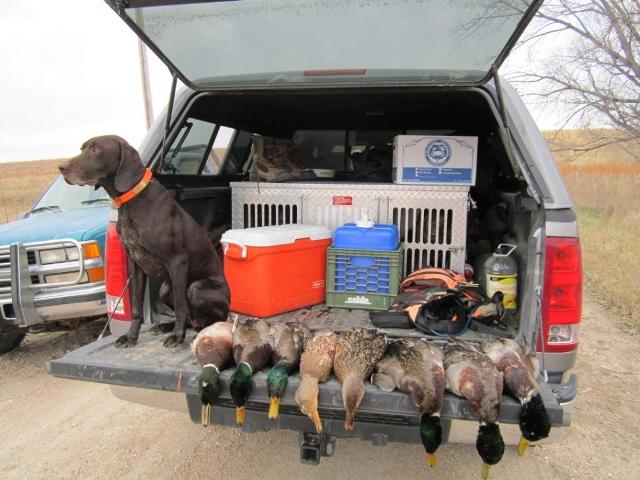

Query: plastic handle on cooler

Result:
[221,240,248,258]
[495,243,517,257]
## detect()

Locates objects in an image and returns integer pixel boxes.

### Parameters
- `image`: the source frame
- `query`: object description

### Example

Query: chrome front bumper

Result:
[0,240,106,328]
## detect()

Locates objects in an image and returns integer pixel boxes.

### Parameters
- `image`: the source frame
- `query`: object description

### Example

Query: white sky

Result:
[0,0,561,163]
[0,1,173,163]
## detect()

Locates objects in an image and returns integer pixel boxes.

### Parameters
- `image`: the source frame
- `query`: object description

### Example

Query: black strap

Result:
[413,295,469,335]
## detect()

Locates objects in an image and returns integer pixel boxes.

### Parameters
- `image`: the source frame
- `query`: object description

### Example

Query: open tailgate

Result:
[50,328,566,436]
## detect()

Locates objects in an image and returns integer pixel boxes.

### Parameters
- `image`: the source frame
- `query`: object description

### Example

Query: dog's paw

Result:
[163,334,185,348]
[115,335,138,348]
[150,323,174,335]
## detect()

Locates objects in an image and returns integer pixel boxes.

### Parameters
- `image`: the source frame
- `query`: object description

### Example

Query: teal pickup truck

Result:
[0,175,110,353]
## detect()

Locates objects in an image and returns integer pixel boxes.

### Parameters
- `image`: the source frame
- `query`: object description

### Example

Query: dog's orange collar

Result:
[112,168,153,208]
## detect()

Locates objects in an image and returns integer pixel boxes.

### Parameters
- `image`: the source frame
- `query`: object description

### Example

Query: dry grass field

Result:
[0,159,61,223]
[544,129,640,165]
[1,131,638,329]
[545,132,640,332]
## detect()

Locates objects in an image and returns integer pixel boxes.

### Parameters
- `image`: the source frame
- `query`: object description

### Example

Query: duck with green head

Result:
[444,338,505,480]
[191,321,234,426]
[230,318,272,425]
[373,339,445,468]
[482,338,551,456]
[334,329,387,431]
[267,323,309,420]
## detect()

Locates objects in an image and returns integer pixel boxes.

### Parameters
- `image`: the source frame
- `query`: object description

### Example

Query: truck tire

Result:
[0,331,26,354]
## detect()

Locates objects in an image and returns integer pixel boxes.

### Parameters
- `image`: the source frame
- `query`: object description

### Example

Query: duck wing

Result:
[334,329,387,382]
[191,321,233,368]
[444,341,503,424]
[375,339,444,413]
[270,323,300,367]
[300,330,337,382]
[232,318,272,371]
[374,340,412,391]
[416,340,446,415]
[293,323,311,351]
[482,338,539,402]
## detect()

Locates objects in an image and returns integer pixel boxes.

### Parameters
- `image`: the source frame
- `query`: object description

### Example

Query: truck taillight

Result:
[105,221,132,321]
[539,237,582,353]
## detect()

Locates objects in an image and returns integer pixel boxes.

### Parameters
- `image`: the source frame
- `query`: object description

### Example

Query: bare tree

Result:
[506,0,640,160]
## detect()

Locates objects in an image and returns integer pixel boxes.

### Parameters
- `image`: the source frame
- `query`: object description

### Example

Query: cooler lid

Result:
[221,224,331,248]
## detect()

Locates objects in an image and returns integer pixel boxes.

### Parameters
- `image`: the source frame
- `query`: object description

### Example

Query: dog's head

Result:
[58,135,145,193]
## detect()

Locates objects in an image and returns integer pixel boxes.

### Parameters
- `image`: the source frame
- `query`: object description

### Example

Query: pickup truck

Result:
[0,175,110,353]
[50,0,580,465]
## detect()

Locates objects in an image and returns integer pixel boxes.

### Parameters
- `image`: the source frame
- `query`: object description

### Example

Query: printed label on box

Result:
[312,280,325,289]
[333,196,353,206]
[402,167,473,183]
[345,295,373,305]
[393,135,477,185]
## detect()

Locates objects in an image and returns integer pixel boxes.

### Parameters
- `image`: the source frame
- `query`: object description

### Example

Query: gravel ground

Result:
[1,295,638,479]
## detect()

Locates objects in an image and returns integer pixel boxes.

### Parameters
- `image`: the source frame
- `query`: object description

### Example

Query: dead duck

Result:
[482,338,551,456]
[444,338,505,480]
[267,323,309,420]
[471,291,506,324]
[295,330,337,433]
[334,328,387,431]
[230,318,272,425]
[191,321,234,427]
[373,339,445,468]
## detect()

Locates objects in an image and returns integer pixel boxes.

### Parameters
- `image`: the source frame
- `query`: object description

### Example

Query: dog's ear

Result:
[114,139,145,193]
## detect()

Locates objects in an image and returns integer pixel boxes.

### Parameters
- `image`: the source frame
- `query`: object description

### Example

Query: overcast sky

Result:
[0,1,173,163]
[0,0,561,163]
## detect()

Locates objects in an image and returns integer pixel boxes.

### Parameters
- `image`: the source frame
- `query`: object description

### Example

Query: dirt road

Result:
[1,296,638,479]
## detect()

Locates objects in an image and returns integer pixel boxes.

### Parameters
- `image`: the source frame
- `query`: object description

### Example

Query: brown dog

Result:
[59,135,230,347]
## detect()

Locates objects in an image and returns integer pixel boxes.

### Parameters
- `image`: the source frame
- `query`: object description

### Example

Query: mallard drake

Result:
[373,338,445,467]
[295,330,337,433]
[230,318,272,425]
[267,323,309,420]
[471,291,505,324]
[482,338,551,456]
[191,321,234,426]
[444,338,505,480]
[334,328,387,431]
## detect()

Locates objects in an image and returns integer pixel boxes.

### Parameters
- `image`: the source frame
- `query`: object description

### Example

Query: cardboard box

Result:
[393,135,478,185]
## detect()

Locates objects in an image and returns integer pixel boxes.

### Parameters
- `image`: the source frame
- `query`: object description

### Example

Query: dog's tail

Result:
[207,225,228,259]
[207,225,226,246]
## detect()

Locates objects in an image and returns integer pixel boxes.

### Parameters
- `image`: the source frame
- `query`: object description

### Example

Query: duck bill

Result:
[481,463,491,480]
[268,396,281,420]
[425,453,438,468]
[517,436,530,457]
[344,413,355,431]
[236,406,246,425]
[201,404,212,427]
[309,409,323,433]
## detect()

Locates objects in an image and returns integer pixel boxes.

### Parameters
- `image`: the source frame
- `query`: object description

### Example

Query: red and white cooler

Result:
[221,224,332,317]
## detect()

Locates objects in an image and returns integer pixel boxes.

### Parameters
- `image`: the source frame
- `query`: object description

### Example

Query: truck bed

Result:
[49,306,568,446]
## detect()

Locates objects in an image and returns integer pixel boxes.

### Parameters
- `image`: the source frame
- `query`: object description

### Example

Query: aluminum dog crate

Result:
[230,182,468,275]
